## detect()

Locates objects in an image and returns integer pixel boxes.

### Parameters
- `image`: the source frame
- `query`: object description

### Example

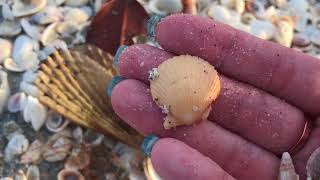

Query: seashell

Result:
[0,38,12,63]
[221,0,245,14]
[2,121,23,140]
[241,12,256,24]
[20,81,40,97]
[56,22,78,37]
[64,8,90,26]
[4,133,29,162]
[245,0,265,19]
[143,157,162,180]
[274,17,294,47]
[57,169,84,180]
[7,92,27,113]
[72,127,83,144]
[294,13,312,32]
[12,0,47,17]
[147,0,183,15]
[269,0,287,8]
[41,22,59,46]
[7,35,39,72]
[31,6,63,25]
[46,111,70,133]
[0,178,13,180]
[278,152,299,180]
[14,170,27,180]
[310,29,320,47]
[0,70,10,114]
[65,0,89,7]
[80,6,93,18]
[43,132,72,162]
[22,70,38,83]
[20,18,42,40]
[0,20,22,37]
[2,4,14,20]
[150,55,221,129]
[306,147,320,179]
[34,45,143,148]
[23,96,47,131]
[207,5,240,26]
[64,144,90,170]
[26,165,40,180]
[287,0,309,13]
[83,129,104,146]
[47,0,65,6]
[20,139,44,164]
[249,19,276,40]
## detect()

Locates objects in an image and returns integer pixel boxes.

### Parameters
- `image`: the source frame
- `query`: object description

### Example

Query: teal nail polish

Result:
[107,76,126,97]
[141,134,159,156]
[113,45,128,67]
[147,14,165,39]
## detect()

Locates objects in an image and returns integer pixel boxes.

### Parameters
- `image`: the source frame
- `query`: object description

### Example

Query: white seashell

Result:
[43,136,72,162]
[148,0,183,15]
[57,169,85,180]
[80,6,93,17]
[306,147,320,179]
[65,0,89,7]
[47,0,65,6]
[20,139,44,164]
[41,22,59,46]
[143,157,162,180]
[233,22,250,33]
[9,35,39,72]
[64,8,90,26]
[278,152,299,180]
[12,0,47,17]
[4,133,29,162]
[72,127,83,144]
[83,129,104,146]
[150,55,221,129]
[221,0,244,14]
[264,6,278,22]
[46,111,70,133]
[207,5,240,26]
[26,165,40,180]
[23,96,47,131]
[22,70,38,83]
[245,0,266,19]
[241,12,256,25]
[294,13,312,32]
[20,19,42,40]
[2,4,14,20]
[38,46,56,61]
[0,178,13,180]
[7,92,27,113]
[310,29,320,46]
[92,0,104,13]
[274,18,294,47]
[14,170,27,180]
[0,70,10,114]
[31,6,63,25]
[270,0,287,8]
[56,21,78,37]
[249,19,276,40]
[0,38,12,63]
[287,0,309,13]
[2,121,23,140]
[0,20,22,37]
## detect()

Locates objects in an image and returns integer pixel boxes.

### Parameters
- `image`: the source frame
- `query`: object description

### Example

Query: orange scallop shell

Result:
[150,55,221,129]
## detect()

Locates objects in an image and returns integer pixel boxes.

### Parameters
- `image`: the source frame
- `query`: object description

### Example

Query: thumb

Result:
[141,136,236,180]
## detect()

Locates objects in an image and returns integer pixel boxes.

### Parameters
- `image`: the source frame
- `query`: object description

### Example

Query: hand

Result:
[109,14,320,180]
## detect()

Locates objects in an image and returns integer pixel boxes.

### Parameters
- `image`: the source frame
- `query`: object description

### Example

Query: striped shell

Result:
[150,55,221,129]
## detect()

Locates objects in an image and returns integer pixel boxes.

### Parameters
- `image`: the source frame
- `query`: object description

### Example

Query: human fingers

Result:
[110,79,280,180]
[142,137,236,180]
[150,14,320,116]
[114,44,307,154]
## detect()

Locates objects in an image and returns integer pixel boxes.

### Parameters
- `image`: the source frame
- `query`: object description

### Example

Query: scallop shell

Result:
[0,70,10,114]
[278,152,299,180]
[150,55,221,129]
[12,0,47,17]
[57,169,84,180]
[34,45,143,148]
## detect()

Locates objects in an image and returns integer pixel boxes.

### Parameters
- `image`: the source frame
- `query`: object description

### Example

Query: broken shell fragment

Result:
[31,6,62,25]
[0,38,12,62]
[23,96,47,131]
[20,81,40,97]
[57,169,84,180]
[274,17,294,47]
[150,55,221,129]
[20,139,44,164]
[12,0,47,17]
[278,152,299,180]
[46,111,70,133]
[147,0,183,15]
[43,131,73,162]
[4,133,29,162]
[65,0,89,7]
[26,165,40,180]
[64,144,90,170]
[0,70,10,114]
[20,18,42,40]
[306,147,320,179]
[0,20,22,37]
[41,22,59,46]
[7,92,27,113]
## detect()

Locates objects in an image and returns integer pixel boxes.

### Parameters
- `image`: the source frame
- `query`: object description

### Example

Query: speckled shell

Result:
[150,55,221,129]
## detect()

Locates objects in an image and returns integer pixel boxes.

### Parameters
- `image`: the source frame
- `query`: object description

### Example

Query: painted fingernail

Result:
[147,14,165,39]
[141,134,159,156]
[113,45,128,67]
[107,75,126,97]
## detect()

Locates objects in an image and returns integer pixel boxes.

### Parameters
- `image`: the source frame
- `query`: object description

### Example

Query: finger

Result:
[111,79,280,180]
[294,119,320,179]
[144,137,236,180]
[151,14,320,115]
[115,44,307,154]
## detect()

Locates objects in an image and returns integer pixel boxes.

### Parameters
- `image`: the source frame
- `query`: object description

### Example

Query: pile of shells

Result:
[1,0,320,179]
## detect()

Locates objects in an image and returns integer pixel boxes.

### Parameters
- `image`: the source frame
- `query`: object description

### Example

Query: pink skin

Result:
[156,14,320,115]
[151,138,236,180]
[119,44,306,154]
[111,79,280,180]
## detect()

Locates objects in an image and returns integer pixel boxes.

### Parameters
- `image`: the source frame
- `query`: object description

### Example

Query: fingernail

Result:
[107,75,126,97]
[141,134,159,156]
[113,45,128,67]
[147,14,165,39]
